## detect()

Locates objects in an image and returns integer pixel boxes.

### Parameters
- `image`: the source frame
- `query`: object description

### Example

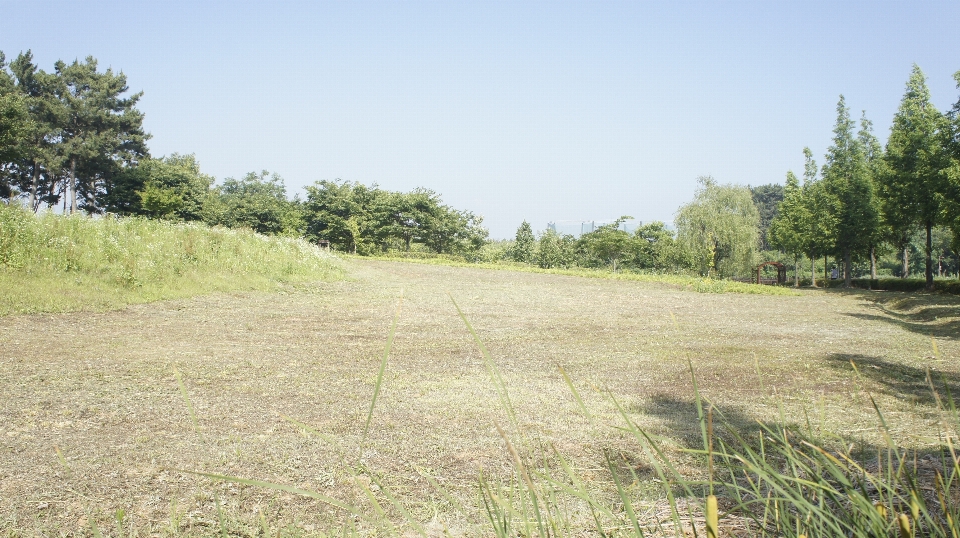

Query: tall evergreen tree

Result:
[0,52,31,199]
[880,65,947,290]
[7,51,64,211]
[511,221,536,263]
[821,96,878,288]
[944,70,960,279]
[857,112,886,279]
[799,148,836,287]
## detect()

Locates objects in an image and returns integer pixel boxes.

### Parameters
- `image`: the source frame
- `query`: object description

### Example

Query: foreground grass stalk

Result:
[449,294,519,432]
[361,289,404,449]
[706,494,718,538]
[173,367,200,435]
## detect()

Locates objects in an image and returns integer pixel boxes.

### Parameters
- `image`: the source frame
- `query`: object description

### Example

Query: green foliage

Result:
[536,229,575,269]
[944,71,960,269]
[749,183,784,250]
[880,66,948,288]
[769,171,808,279]
[0,204,341,314]
[510,221,535,263]
[633,221,678,269]
[53,55,149,213]
[821,95,880,286]
[578,216,633,271]
[104,154,213,220]
[675,176,760,277]
[0,54,30,184]
[204,171,303,236]
[305,180,487,256]
[304,179,378,253]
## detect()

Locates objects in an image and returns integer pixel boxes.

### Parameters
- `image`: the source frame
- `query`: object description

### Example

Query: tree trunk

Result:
[902,247,909,278]
[795,256,800,287]
[824,255,828,284]
[29,161,39,212]
[810,253,817,287]
[843,248,852,288]
[870,246,877,280]
[69,157,78,214]
[926,221,934,291]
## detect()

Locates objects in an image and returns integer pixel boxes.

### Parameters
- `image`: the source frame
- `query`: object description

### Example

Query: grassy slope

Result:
[0,204,343,315]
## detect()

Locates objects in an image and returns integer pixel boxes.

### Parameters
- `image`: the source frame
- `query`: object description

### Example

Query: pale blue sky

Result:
[4,1,960,238]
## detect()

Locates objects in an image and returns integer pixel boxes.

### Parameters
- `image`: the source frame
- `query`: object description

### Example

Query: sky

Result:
[4,1,960,238]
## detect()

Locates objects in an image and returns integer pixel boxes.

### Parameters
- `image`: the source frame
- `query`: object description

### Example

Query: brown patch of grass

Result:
[1,258,958,534]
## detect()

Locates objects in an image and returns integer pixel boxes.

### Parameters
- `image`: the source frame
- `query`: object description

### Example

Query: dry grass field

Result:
[2,258,959,536]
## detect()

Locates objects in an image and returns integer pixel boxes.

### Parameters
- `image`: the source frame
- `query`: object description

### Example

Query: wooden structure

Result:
[317,239,331,250]
[755,261,787,285]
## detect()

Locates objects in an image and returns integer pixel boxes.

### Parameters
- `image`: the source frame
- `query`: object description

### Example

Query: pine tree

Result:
[881,65,947,290]
[54,56,149,213]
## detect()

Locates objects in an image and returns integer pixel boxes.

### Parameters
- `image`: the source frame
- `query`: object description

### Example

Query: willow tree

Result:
[675,176,760,278]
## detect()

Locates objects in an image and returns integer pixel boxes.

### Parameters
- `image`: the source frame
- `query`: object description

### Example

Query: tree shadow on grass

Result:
[821,352,960,407]
[832,288,960,340]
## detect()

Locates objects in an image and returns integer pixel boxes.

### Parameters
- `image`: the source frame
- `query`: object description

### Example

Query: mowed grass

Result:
[362,253,802,296]
[1,258,959,535]
[0,204,343,315]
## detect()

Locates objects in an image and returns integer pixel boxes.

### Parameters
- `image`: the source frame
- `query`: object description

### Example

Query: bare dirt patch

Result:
[2,259,958,535]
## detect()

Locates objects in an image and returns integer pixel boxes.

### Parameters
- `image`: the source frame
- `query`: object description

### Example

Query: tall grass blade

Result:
[557,363,593,424]
[604,451,644,537]
[449,294,518,430]
[362,289,404,448]
[280,414,336,444]
[174,367,200,435]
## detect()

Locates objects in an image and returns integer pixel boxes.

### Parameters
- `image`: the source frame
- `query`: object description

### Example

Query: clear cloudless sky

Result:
[4,1,960,238]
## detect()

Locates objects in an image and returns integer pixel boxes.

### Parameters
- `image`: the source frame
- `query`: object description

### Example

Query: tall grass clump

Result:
[0,204,342,314]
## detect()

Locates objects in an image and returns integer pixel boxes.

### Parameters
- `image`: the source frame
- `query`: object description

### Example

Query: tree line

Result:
[0,51,487,256]
[3,52,960,284]
[770,65,960,290]
[502,65,960,287]
[499,177,764,277]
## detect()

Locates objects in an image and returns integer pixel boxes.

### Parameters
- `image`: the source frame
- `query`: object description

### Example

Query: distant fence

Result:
[547,219,641,238]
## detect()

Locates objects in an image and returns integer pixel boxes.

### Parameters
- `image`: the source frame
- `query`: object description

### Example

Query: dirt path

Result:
[2,259,958,534]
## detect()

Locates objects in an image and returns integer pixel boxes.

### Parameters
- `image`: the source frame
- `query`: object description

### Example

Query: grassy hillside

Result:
[0,204,342,315]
